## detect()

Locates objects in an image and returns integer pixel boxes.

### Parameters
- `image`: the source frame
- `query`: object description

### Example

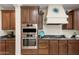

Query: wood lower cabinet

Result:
[38,49,48,55]
[38,40,49,49]
[5,39,15,55]
[21,49,38,55]
[68,40,79,55]
[38,40,49,55]
[59,40,68,55]
[49,40,58,55]
[21,39,79,55]
[0,40,5,55]
[0,39,15,55]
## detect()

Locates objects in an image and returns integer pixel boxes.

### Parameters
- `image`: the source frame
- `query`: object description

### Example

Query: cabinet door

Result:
[38,40,49,49]
[49,40,58,55]
[21,7,29,24]
[2,11,10,30]
[38,15,43,29]
[38,40,49,55]
[21,49,38,55]
[59,40,68,55]
[5,39,15,55]
[29,7,38,24]
[74,9,79,30]
[68,40,79,55]
[10,11,15,30]
[62,11,73,29]
[0,40,5,55]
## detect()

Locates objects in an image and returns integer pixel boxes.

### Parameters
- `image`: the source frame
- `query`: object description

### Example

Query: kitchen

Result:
[0,4,79,55]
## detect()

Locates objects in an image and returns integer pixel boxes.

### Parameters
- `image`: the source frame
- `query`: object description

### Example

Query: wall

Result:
[0,10,2,30]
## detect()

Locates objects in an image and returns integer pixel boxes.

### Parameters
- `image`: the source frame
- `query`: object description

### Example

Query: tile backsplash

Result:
[4,30,15,34]
[0,30,15,36]
[62,30,79,38]
[42,24,79,38]
[43,25,63,35]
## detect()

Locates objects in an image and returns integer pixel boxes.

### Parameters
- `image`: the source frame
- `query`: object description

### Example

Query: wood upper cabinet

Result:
[74,9,79,30]
[10,11,15,30]
[68,40,79,55]
[21,7,29,24]
[29,7,38,24]
[63,9,79,30]
[2,10,15,30]
[21,6,43,29]
[49,40,58,55]
[62,11,74,29]
[0,40,5,55]
[5,39,15,55]
[2,11,10,30]
[21,6,39,24]
[38,40,49,55]
[59,40,68,55]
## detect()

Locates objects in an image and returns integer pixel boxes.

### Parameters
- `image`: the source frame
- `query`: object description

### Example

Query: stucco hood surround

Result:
[46,4,68,24]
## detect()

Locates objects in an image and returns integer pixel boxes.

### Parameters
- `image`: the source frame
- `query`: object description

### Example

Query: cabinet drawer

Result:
[38,49,49,55]
[22,49,38,55]
[38,40,49,49]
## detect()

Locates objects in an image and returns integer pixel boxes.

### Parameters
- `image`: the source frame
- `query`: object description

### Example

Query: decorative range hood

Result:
[46,4,68,24]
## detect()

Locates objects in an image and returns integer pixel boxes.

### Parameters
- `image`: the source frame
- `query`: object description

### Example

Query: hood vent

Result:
[46,4,68,24]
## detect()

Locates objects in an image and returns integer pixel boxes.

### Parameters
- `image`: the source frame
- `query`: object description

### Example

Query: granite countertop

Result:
[0,37,15,40]
[0,35,15,40]
[38,35,79,40]
[38,38,79,40]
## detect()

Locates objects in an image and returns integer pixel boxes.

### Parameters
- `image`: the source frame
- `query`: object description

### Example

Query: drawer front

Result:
[38,49,49,55]
[22,49,38,55]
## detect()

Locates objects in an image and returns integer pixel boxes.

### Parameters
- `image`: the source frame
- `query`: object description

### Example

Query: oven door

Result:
[22,39,37,49]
